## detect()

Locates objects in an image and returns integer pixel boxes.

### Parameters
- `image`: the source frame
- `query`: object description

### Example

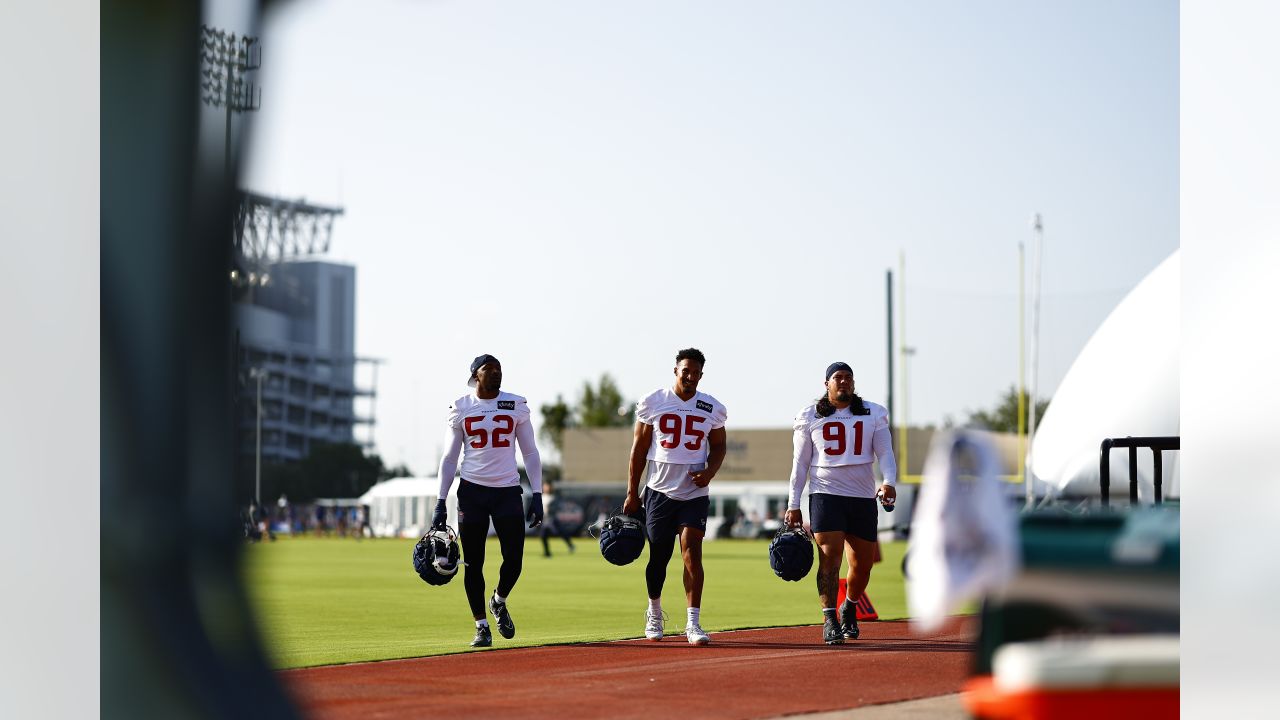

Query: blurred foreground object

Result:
[964,634,1179,719]
[907,431,1020,632]
[103,1,296,716]
[963,495,1179,717]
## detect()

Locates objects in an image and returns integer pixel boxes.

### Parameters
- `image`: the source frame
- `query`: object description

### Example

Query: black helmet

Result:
[412,525,461,585]
[769,525,814,582]
[595,512,646,566]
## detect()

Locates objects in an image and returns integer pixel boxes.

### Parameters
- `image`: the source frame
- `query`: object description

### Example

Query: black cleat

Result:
[840,602,860,640]
[823,617,845,645]
[489,596,516,639]
[471,624,492,648]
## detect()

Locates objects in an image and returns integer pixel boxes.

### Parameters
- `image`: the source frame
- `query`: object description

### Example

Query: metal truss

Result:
[234,191,345,267]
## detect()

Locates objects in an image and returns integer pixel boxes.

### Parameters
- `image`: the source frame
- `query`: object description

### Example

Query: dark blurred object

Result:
[1099,435,1179,506]
[103,1,297,717]
[975,507,1179,673]
[965,507,1179,718]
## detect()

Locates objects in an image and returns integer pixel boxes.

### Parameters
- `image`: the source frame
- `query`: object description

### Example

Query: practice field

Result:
[243,535,909,669]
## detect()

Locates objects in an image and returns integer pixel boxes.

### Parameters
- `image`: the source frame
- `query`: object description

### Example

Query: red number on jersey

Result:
[464,416,487,449]
[822,422,845,455]
[658,413,709,451]
[683,415,707,451]
[658,414,682,449]
[491,414,514,447]
[463,414,516,449]
[822,420,865,455]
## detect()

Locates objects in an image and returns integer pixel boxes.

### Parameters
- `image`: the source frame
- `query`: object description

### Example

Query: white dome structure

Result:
[1031,251,1179,501]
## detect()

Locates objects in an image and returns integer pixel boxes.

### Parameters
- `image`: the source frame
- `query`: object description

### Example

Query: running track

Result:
[280,619,974,719]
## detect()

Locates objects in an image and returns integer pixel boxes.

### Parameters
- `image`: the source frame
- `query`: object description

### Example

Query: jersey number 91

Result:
[822,420,864,456]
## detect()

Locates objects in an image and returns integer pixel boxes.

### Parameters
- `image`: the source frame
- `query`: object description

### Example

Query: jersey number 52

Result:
[464,415,514,449]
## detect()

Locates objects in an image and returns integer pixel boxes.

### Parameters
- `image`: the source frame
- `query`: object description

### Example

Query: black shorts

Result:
[643,488,710,539]
[809,493,878,541]
[457,479,524,527]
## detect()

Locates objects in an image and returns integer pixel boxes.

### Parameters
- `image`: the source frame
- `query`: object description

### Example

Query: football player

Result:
[432,354,545,648]
[785,362,898,645]
[623,348,728,645]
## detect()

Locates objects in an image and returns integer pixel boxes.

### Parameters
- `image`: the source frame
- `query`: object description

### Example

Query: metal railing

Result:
[1099,436,1179,507]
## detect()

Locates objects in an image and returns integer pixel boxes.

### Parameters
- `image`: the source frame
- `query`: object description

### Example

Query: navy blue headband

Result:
[825,362,853,381]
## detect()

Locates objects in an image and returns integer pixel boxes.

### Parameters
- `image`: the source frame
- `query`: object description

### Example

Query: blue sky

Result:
[242,0,1178,472]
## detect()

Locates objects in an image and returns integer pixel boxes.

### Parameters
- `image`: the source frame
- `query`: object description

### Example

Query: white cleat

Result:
[685,622,710,646]
[644,609,666,641]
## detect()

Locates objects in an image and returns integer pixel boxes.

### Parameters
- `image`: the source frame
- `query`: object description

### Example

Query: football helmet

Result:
[769,525,814,582]
[412,525,461,586]
[595,512,646,566]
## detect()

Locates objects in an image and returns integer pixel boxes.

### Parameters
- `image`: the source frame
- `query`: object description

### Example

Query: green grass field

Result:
[243,535,909,669]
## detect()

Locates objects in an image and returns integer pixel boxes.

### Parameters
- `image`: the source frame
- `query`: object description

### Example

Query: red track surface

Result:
[281,619,974,719]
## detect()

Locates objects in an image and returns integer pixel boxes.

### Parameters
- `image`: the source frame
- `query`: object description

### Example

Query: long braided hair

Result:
[815,391,867,417]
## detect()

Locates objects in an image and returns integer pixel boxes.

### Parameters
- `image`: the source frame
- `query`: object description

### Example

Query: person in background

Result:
[539,479,575,557]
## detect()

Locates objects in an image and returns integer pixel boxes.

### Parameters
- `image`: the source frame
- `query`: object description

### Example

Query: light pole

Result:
[249,367,267,507]
[898,251,912,483]
[1025,213,1045,509]
[1018,240,1026,489]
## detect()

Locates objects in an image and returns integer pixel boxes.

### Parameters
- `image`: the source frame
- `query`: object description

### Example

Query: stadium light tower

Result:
[199,25,261,175]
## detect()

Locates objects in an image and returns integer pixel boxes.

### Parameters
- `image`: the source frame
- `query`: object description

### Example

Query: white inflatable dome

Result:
[1031,251,1179,501]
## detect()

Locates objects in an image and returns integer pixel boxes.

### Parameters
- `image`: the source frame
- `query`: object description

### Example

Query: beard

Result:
[835,390,853,403]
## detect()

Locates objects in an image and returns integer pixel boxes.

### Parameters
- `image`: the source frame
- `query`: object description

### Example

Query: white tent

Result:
[358,476,459,538]
[1031,251,1179,501]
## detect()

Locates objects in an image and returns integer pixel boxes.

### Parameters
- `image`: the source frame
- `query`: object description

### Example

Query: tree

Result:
[578,373,633,428]
[540,394,573,453]
[965,386,1050,433]
[539,374,634,453]
[379,462,413,481]
[259,442,385,503]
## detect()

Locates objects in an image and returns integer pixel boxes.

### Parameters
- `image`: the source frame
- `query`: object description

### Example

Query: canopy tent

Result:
[358,476,458,538]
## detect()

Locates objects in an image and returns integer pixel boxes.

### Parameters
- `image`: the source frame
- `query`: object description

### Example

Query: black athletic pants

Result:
[457,480,526,619]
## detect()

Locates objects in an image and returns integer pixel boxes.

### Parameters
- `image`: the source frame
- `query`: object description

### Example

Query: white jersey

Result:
[797,401,889,467]
[636,387,728,500]
[441,391,536,488]
[788,399,897,508]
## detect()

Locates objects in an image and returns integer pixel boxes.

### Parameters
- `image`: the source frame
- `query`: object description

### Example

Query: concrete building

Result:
[234,260,377,478]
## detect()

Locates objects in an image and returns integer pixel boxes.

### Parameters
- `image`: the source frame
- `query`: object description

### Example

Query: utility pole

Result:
[1018,241,1026,488]
[250,367,266,507]
[1025,213,1044,509]
[886,269,895,451]
[898,252,913,484]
